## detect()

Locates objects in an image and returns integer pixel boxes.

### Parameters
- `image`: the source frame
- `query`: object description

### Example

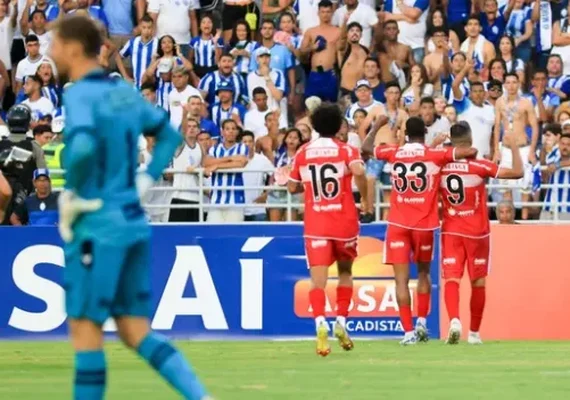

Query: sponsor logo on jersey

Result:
[474,258,487,265]
[389,241,405,249]
[443,257,456,265]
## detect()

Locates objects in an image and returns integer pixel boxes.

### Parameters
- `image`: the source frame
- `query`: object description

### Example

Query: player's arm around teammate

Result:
[0,170,11,222]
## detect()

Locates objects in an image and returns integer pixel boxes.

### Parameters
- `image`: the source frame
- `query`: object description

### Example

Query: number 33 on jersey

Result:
[289,138,363,240]
[375,143,457,230]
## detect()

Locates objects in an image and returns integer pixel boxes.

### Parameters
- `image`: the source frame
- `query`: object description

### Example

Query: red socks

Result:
[399,305,413,332]
[417,293,430,318]
[309,288,326,318]
[470,286,486,332]
[444,281,460,320]
[336,286,353,318]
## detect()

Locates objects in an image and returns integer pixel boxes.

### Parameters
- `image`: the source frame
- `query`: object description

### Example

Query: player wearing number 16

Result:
[362,117,478,345]
[440,122,523,345]
[288,103,369,357]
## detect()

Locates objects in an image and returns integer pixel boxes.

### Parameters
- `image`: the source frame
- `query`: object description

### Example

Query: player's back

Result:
[375,142,455,230]
[440,159,498,237]
[291,137,359,240]
[63,74,166,240]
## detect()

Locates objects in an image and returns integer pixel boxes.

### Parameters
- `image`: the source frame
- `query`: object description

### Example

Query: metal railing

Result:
[51,167,570,223]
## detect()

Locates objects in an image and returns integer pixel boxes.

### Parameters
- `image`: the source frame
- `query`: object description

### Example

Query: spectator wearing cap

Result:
[199,53,248,106]
[332,0,378,50]
[249,20,294,104]
[42,110,65,190]
[21,74,54,124]
[181,95,219,139]
[380,0,430,64]
[15,34,45,94]
[345,79,382,125]
[147,0,200,57]
[116,15,159,89]
[10,168,58,226]
[209,80,247,128]
[247,46,287,127]
[168,65,203,129]
[20,7,51,56]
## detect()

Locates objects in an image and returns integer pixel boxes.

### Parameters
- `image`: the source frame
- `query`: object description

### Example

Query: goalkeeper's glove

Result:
[58,190,103,243]
[136,172,154,200]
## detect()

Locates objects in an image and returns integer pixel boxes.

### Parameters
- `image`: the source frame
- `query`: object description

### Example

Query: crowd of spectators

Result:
[1,0,570,225]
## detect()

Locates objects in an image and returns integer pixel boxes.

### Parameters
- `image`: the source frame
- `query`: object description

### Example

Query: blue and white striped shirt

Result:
[120,36,159,89]
[548,75,570,94]
[42,85,59,108]
[505,58,525,73]
[198,71,247,105]
[190,36,224,68]
[505,8,531,39]
[231,41,260,74]
[208,142,249,204]
[544,161,570,213]
[210,102,247,127]
[157,80,173,112]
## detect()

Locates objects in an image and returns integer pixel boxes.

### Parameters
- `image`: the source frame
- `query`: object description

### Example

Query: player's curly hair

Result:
[310,103,342,138]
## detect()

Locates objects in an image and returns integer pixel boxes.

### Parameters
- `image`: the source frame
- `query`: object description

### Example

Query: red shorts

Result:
[304,237,358,268]
[441,234,490,280]
[383,224,435,264]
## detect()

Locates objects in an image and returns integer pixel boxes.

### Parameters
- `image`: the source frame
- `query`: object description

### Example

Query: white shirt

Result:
[332,3,378,48]
[454,95,495,158]
[424,116,451,148]
[168,85,202,129]
[246,70,286,112]
[295,0,321,33]
[15,55,45,82]
[243,153,274,216]
[147,0,200,45]
[31,29,52,56]
[172,142,203,202]
[347,132,361,149]
[22,96,55,121]
[0,16,14,70]
[140,150,172,222]
[14,0,27,39]
[389,0,428,50]
[244,107,270,139]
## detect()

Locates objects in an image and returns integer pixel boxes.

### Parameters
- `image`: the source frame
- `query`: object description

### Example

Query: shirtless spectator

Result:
[301,0,341,102]
[332,0,378,50]
[493,72,539,220]
[359,81,407,221]
[460,15,496,76]
[423,27,452,92]
[376,20,413,87]
[338,21,368,101]
[380,0,430,64]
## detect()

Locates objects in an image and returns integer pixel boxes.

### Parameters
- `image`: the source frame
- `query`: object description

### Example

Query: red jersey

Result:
[289,137,362,240]
[440,158,499,237]
[375,142,455,230]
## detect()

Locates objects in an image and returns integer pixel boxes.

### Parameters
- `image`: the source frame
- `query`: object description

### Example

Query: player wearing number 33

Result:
[288,103,369,357]
[362,117,478,345]
[439,122,523,345]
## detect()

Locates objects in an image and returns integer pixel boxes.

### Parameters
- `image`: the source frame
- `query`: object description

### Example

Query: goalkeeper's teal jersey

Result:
[62,69,180,242]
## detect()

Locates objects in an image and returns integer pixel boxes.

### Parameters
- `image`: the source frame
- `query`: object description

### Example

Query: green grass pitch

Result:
[2,340,570,399]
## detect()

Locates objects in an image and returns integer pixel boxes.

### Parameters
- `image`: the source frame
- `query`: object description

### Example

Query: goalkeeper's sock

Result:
[74,350,106,400]
[470,286,486,332]
[417,292,430,318]
[138,332,208,400]
[444,281,460,321]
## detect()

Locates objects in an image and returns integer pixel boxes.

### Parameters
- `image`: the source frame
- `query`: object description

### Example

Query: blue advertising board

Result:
[0,225,440,339]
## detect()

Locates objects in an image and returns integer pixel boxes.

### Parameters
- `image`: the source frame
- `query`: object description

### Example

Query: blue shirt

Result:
[199,118,220,139]
[446,0,471,24]
[16,192,59,225]
[198,71,248,105]
[505,8,531,40]
[209,102,247,127]
[63,69,180,209]
[102,0,134,36]
[68,6,108,28]
[480,12,506,47]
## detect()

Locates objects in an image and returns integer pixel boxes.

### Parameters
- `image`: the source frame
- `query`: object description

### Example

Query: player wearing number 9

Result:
[440,121,523,345]
[288,103,369,357]
[362,116,478,345]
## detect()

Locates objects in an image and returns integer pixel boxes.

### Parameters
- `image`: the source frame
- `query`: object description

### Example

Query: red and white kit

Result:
[375,143,456,264]
[289,137,363,267]
[440,159,500,280]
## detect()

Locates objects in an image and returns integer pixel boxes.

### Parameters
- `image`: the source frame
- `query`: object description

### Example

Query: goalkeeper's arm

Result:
[0,171,12,222]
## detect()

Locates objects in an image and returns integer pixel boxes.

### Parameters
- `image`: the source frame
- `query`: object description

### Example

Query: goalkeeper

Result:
[51,15,212,400]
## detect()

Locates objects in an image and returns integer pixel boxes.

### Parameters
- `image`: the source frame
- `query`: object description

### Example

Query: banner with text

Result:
[0,225,440,339]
